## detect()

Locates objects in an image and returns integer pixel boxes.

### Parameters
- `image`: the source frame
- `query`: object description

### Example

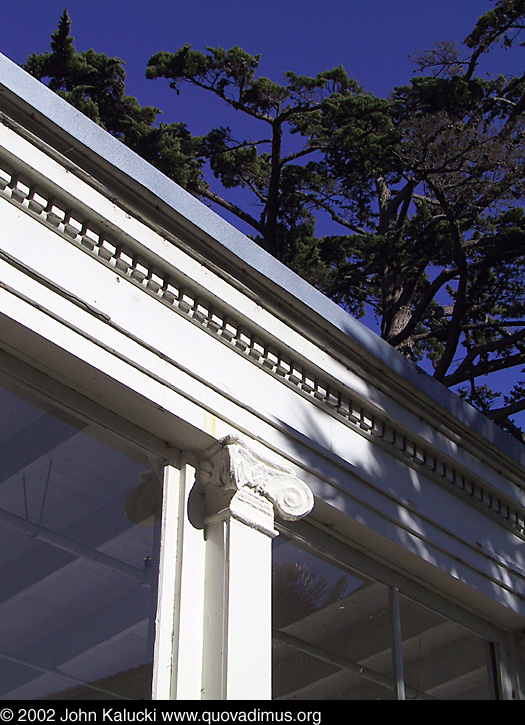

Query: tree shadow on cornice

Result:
[270,406,524,614]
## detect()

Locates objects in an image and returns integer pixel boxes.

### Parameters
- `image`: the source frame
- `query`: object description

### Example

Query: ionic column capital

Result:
[199,435,314,535]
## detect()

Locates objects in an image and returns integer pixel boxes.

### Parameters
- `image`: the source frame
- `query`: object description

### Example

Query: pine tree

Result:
[24,3,525,440]
[23,9,204,190]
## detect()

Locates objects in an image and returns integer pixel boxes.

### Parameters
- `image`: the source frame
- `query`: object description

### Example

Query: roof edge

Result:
[0,52,523,468]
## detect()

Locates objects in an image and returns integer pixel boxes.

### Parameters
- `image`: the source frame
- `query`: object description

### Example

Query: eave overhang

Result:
[0,51,523,473]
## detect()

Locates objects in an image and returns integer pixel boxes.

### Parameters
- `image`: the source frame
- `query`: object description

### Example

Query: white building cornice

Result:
[1,56,524,476]
[0,120,524,541]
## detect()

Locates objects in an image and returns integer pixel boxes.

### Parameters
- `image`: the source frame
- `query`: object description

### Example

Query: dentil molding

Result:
[2,136,523,539]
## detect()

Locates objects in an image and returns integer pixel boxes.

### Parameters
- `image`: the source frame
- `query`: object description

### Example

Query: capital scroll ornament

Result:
[199,436,314,524]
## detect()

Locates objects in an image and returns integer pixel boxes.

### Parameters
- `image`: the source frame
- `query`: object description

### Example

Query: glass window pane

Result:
[399,593,499,700]
[0,382,162,700]
[272,538,396,700]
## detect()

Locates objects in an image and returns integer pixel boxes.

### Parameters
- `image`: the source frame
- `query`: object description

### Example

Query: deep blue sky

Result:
[0,1,506,129]
[0,1,510,222]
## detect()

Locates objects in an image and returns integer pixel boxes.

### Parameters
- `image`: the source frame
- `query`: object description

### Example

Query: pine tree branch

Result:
[424,181,470,381]
[281,144,322,165]
[236,173,268,204]
[452,326,525,382]
[445,348,525,387]
[464,8,525,81]
[486,397,525,422]
[184,76,275,124]
[310,197,367,235]
[198,186,265,235]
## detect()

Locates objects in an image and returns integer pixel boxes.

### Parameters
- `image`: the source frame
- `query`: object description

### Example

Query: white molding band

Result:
[1,143,523,539]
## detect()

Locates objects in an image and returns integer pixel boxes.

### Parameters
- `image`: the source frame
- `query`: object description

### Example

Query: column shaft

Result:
[202,508,273,700]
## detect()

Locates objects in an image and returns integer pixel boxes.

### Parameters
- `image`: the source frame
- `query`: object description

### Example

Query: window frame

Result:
[275,518,514,700]
[0,359,174,701]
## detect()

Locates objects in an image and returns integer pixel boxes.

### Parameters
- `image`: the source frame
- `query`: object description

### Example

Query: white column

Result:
[170,458,208,700]
[151,458,207,701]
[199,436,313,700]
[151,462,181,700]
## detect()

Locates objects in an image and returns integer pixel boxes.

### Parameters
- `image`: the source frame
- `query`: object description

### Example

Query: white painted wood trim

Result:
[202,513,273,700]
[171,460,207,700]
[151,459,208,700]
[151,463,181,700]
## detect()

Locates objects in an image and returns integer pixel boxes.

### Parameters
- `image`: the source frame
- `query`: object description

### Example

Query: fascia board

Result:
[0,51,524,469]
